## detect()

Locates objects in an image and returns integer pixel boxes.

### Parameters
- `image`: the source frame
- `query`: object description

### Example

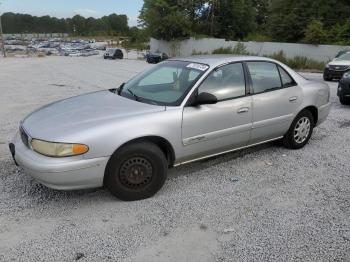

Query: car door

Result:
[246,61,303,144]
[181,62,253,162]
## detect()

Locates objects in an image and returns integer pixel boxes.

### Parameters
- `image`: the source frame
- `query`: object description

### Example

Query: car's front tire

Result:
[340,96,350,105]
[282,110,314,149]
[104,141,168,201]
[323,75,332,81]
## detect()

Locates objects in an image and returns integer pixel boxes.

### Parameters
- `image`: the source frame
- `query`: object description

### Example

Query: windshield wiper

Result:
[126,88,140,101]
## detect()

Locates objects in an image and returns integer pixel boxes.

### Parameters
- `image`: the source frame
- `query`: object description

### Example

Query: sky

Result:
[0,0,144,26]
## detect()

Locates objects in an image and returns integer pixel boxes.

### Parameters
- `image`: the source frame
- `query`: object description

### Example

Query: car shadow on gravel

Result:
[168,142,280,179]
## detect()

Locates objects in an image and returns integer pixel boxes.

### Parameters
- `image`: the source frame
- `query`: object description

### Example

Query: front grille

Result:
[329,71,347,79]
[20,126,30,148]
[329,65,349,71]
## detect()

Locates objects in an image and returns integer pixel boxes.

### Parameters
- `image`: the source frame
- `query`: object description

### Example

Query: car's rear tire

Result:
[104,141,168,201]
[282,110,314,149]
[340,96,350,105]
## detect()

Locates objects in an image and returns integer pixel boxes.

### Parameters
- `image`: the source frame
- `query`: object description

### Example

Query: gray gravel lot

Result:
[0,56,349,262]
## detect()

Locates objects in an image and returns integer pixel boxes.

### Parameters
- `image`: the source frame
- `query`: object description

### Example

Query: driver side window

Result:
[198,63,246,101]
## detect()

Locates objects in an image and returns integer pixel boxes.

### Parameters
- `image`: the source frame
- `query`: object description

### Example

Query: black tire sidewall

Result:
[105,142,168,201]
[340,96,350,105]
[284,110,314,149]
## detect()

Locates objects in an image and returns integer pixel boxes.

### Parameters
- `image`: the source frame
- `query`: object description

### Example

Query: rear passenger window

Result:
[247,62,282,94]
[278,66,296,87]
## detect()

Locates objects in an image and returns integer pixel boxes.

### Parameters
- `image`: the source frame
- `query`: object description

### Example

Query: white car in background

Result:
[324,51,350,81]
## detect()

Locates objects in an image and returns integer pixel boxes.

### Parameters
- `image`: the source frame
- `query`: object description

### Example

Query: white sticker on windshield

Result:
[186,63,209,71]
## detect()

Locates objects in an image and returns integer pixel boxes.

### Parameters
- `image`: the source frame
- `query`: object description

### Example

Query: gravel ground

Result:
[0,56,349,262]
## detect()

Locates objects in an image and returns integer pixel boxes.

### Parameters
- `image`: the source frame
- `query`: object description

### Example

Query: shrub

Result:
[212,42,250,55]
[192,49,209,55]
[267,51,325,71]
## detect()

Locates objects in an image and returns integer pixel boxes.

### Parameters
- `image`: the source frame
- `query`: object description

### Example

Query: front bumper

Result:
[324,68,348,79]
[11,132,109,190]
[317,102,331,126]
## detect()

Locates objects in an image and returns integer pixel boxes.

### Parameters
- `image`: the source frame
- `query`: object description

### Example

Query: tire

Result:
[340,96,350,105]
[282,110,314,149]
[323,75,332,81]
[104,141,168,201]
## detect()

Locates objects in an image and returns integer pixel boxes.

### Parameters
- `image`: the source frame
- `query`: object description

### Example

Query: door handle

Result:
[237,107,249,114]
[289,96,298,102]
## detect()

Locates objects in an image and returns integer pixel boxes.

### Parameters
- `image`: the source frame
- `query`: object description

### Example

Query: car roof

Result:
[169,55,277,68]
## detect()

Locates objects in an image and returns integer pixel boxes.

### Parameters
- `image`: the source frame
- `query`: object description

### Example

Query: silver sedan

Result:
[10,55,331,201]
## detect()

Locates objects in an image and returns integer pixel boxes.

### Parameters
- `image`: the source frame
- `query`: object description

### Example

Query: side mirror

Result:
[195,92,218,106]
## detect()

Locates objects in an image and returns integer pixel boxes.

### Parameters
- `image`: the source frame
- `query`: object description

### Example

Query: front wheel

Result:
[104,142,168,201]
[282,110,314,149]
[323,75,332,81]
[340,96,350,105]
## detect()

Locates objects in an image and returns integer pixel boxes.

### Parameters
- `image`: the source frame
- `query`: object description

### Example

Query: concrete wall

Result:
[150,37,350,62]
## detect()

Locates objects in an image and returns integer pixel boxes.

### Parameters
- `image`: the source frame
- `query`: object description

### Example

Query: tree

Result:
[1,12,130,36]
[139,0,192,40]
[267,0,350,42]
[303,19,326,44]
[252,0,269,30]
[216,0,257,40]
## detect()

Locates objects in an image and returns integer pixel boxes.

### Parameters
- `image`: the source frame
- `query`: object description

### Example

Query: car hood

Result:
[329,60,350,66]
[22,90,165,140]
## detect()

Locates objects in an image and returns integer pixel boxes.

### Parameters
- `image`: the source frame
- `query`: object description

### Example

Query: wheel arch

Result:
[105,136,176,170]
[299,105,318,126]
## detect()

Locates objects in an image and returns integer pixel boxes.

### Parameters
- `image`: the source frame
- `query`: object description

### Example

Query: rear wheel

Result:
[282,110,314,149]
[104,142,168,201]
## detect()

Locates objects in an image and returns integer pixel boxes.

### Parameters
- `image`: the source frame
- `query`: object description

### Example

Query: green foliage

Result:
[2,0,350,45]
[192,50,210,55]
[268,51,325,71]
[139,0,257,41]
[244,33,272,42]
[139,0,191,41]
[2,12,128,36]
[328,19,350,45]
[212,43,250,55]
[303,20,326,45]
[267,0,350,43]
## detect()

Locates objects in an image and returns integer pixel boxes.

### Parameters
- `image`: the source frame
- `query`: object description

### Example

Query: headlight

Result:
[325,64,329,69]
[31,139,89,157]
[343,71,350,79]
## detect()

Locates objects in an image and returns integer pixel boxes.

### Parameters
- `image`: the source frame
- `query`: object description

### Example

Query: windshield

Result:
[120,60,209,106]
[107,48,116,52]
[336,53,350,61]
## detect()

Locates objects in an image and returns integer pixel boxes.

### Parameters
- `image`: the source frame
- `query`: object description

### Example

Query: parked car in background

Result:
[335,49,350,58]
[338,71,350,105]
[324,51,350,81]
[104,48,124,59]
[10,55,331,201]
[146,52,169,64]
